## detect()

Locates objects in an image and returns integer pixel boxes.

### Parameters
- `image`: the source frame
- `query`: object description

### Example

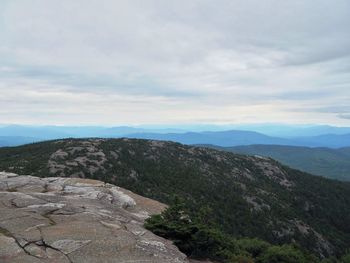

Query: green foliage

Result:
[340,252,350,263]
[145,198,196,254]
[218,144,350,181]
[256,245,310,263]
[321,258,340,263]
[145,199,321,263]
[145,197,236,260]
[235,238,270,258]
[229,254,254,263]
[145,197,235,261]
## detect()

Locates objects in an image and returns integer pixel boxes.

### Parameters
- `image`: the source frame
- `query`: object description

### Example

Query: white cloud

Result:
[0,0,349,125]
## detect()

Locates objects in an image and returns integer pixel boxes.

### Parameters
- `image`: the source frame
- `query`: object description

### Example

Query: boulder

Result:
[0,172,188,263]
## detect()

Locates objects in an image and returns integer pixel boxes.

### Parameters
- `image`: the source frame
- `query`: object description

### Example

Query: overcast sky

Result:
[0,0,350,126]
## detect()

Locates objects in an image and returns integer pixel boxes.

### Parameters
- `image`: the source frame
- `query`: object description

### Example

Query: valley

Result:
[1,138,350,260]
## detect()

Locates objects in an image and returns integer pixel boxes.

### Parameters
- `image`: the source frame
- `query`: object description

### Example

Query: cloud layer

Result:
[0,0,350,125]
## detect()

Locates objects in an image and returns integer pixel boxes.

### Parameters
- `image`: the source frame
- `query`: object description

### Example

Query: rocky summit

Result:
[1,138,350,257]
[0,172,188,263]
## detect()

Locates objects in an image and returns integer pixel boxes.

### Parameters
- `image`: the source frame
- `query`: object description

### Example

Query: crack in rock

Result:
[49,239,91,255]
[0,173,188,263]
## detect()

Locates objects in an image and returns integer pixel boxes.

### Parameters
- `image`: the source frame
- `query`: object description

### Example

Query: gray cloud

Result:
[314,106,350,114]
[339,114,350,120]
[0,64,198,98]
[0,0,349,125]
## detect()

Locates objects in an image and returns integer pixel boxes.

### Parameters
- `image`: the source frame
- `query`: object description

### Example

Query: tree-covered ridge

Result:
[145,198,348,262]
[204,144,350,181]
[0,138,350,258]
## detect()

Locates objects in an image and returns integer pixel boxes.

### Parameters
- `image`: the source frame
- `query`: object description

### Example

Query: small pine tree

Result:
[341,252,350,263]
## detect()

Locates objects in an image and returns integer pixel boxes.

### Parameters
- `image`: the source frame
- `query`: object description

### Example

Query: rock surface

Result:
[0,172,188,263]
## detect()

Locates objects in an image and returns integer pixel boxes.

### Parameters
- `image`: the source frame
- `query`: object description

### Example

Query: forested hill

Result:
[0,138,350,258]
[202,144,350,181]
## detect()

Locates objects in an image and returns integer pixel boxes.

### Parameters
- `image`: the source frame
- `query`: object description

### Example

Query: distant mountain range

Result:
[202,144,350,181]
[0,136,41,147]
[295,133,350,148]
[0,125,184,146]
[1,138,350,257]
[0,125,160,139]
[224,124,350,137]
[126,130,350,148]
[0,124,349,148]
[126,130,295,146]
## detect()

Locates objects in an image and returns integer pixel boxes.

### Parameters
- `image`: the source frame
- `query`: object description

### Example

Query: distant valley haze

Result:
[0,123,350,148]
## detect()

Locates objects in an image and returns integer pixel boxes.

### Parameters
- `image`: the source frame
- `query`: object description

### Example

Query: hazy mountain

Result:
[0,136,41,147]
[296,133,350,148]
[0,125,72,139]
[125,130,350,148]
[138,124,350,137]
[228,124,350,137]
[125,130,298,147]
[1,125,350,148]
[204,144,350,181]
[1,138,350,257]
[0,125,185,141]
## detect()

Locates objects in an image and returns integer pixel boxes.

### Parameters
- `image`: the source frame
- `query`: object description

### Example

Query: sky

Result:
[0,0,350,126]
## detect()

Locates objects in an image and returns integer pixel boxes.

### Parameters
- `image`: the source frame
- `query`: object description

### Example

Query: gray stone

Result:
[0,172,188,263]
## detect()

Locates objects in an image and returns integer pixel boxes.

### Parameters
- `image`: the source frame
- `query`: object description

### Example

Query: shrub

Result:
[235,238,270,258]
[145,197,236,261]
[257,245,309,263]
[145,198,333,263]
[341,253,350,263]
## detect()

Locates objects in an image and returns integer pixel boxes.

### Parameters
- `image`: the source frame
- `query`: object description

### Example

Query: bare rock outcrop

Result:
[0,172,188,263]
